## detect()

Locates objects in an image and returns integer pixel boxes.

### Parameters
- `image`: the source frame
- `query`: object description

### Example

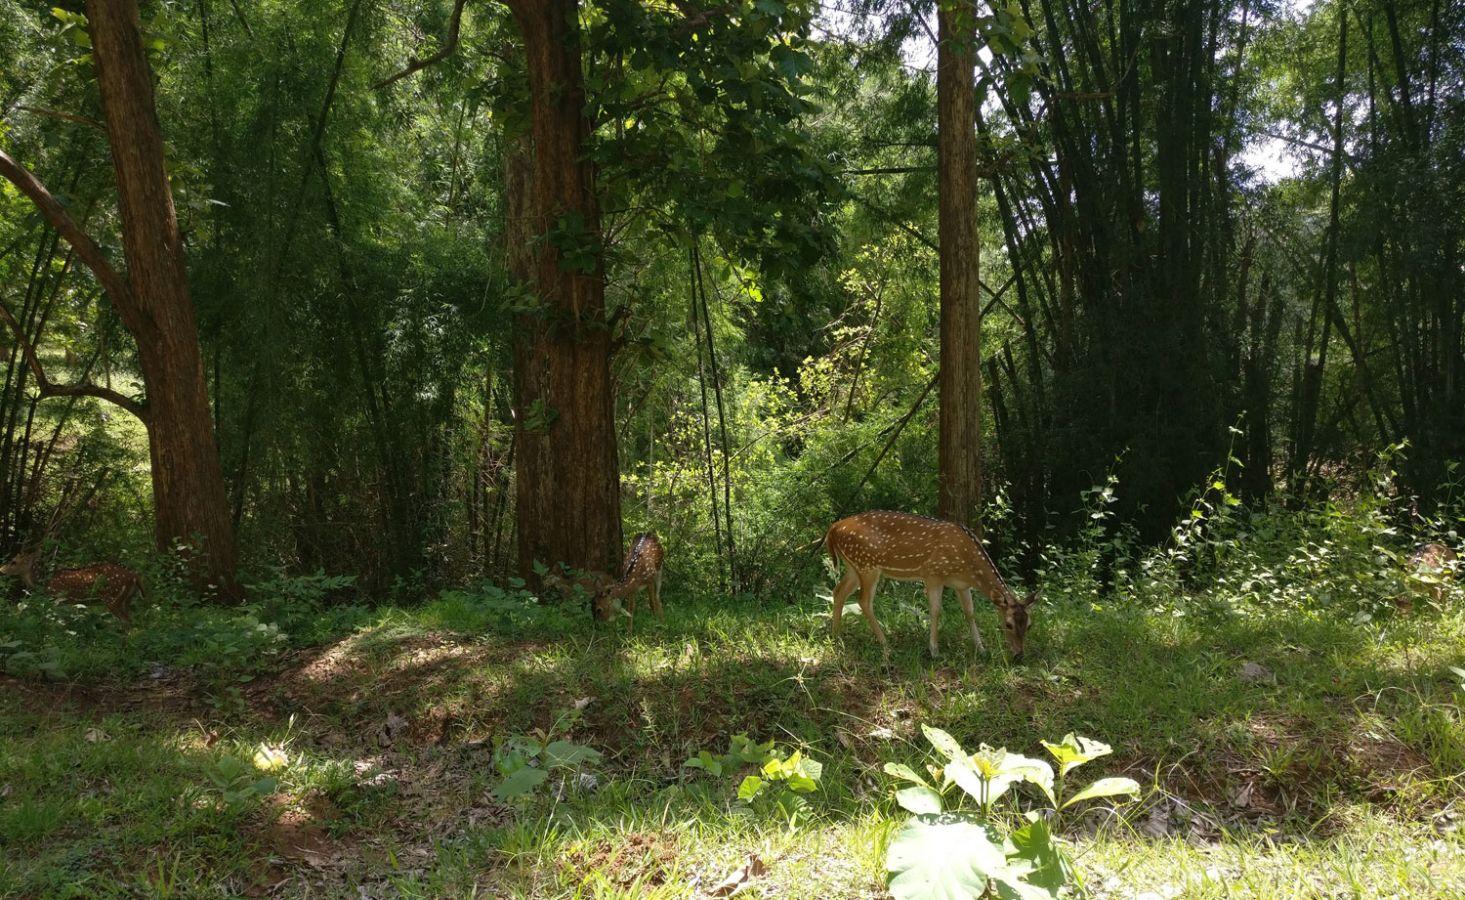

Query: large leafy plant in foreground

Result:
[684,733,824,827]
[884,727,1140,898]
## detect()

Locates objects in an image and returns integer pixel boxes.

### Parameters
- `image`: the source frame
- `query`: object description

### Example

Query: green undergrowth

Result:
[2,502,1463,897]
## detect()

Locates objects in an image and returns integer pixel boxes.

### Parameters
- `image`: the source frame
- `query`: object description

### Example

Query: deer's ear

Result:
[1022,590,1041,608]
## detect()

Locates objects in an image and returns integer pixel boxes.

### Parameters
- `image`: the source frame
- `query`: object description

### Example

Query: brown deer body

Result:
[1408,541,1457,606]
[595,533,664,624]
[1,548,142,623]
[825,511,1037,660]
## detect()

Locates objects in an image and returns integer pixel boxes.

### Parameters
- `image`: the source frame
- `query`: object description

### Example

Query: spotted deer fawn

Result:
[825,511,1038,660]
[1401,542,1458,610]
[1,546,142,623]
[595,533,664,624]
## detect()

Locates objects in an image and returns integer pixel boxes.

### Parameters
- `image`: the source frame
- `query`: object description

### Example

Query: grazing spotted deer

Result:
[1,545,142,623]
[825,511,1038,660]
[1405,541,1458,608]
[594,533,664,625]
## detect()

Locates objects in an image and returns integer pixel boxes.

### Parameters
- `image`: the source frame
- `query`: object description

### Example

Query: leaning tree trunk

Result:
[506,0,623,612]
[936,0,983,528]
[88,0,237,594]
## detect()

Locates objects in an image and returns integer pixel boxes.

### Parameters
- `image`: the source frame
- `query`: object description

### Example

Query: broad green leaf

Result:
[997,753,1054,804]
[992,875,1060,900]
[492,766,548,800]
[884,762,933,789]
[896,785,943,815]
[1060,777,1141,809]
[945,757,992,805]
[1004,816,1070,897]
[684,750,723,776]
[542,740,602,768]
[797,756,823,783]
[737,774,766,802]
[1040,734,1113,778]
[886,814,1007,900]
[922,724,967,763]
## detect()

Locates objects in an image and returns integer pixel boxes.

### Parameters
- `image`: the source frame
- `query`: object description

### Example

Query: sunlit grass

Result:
[2,559,1463,896]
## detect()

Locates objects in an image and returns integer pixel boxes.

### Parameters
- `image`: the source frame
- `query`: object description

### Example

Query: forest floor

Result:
[2,580,1463,898]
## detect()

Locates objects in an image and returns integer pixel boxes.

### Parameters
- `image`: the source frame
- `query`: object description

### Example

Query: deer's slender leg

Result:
[958,588,985,653]
[856,570,889,658]
[831,566,858,635]
[651,571,664,619]
[925,582,944,657]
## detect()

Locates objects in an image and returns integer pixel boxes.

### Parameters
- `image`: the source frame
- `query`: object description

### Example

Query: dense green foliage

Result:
[0,0,1462,893]
[0,0,1457,589]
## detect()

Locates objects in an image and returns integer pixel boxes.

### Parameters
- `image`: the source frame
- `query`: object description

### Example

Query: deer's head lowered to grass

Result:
[0,545,143,624]
[824,511,1038,661]
[594,533,664,626]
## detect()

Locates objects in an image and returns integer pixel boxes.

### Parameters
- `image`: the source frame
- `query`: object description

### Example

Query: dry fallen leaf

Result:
[707,853,767,897]
[84,727,109,743]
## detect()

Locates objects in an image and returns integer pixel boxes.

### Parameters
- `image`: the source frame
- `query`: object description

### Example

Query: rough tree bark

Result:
[89,0,238,593]
[0,0,238,594]
[936,0,983,527]
[504,0,623,611]
[505,134,555,586]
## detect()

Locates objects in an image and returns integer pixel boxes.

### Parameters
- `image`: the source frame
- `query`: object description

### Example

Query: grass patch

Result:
[2,574,1462,896]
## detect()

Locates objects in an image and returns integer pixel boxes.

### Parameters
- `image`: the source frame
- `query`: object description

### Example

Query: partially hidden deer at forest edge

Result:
[1,546,142,623]
[595,533,664,625]
[825,511,1038,660]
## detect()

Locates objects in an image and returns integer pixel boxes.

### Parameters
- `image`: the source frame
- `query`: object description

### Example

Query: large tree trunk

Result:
[506,0,622,611]
[88,0,238,592]
[506,135,555,585]
[936,0,983,527]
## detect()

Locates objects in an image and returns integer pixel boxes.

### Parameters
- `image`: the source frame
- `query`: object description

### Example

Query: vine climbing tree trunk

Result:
[505,0,623,613]
[936,0,983,528]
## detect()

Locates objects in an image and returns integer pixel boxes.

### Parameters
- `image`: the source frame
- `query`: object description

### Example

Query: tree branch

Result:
[0,295,147,421]
[0,149,137,317]
[372,0,468,90]
[17,105,106,132]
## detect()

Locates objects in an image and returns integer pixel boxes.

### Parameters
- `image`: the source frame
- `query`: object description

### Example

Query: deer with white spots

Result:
[824,511,1038,660]
[594,533,665,625]
[1,545,142,624]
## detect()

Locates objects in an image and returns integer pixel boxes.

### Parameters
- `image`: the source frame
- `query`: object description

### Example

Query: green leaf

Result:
[1060,777,1141,809]
[492,766,548,801]
[895,785,944,815]
[737,775,766,802]
[884,762,933,789]
[886,814,1007,900]
[1005,816,1070,897]
[921,724,967,763]
[542,740,602,768]
[796,756,823,784]
[997,753,1055,805]
[945,757,993,805]
[1040,733,1114,778]
[684,750,723,776]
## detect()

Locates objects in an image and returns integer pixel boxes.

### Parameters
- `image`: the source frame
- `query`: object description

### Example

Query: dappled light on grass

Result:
[3,513,1464,895]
